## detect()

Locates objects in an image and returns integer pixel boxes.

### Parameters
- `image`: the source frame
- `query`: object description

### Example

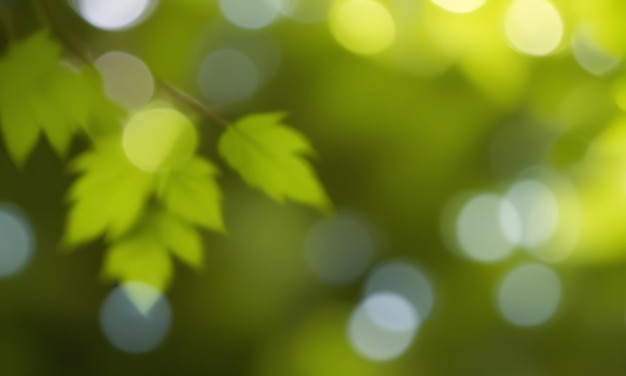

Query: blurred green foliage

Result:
[2,0,626,375]
[219,112,330,210]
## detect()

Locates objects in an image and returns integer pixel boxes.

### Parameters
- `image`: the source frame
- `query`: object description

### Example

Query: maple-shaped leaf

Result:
[151,210,204,269]
[0,31,123,165]
[64,139,154,247]
[103,209,206,290]
[157,157,225,232]
[103,228,173,290]
[218,113,330,210]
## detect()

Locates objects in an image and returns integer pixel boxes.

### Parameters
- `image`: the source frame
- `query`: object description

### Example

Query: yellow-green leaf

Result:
[158,157,225,232]
[153,211,204,269]
[0,97,40,166]
[0,31,124,164]
[218,112,330,210]
[122,108,198,173]
[0,30,60,101]
[103,231,173,290]
[64,139,154,247]
[102,209,206,289]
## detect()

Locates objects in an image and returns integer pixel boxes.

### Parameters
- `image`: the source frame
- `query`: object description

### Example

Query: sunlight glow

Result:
[348,293,418,361]
[504,0,563,56]
[431,0,487,14]
[219,0,279,29]
[364,261,435,320]
[123,108,197,173]
[77,0,156,31]
[455,194,520,263]
[497,263,561,327]
[100,282,172,353]
[572,28,621,77]
[95,51,154,110]
[0,204,35,278]
[364,293,418,331]
[330,0,396,55]
[514,169,582,263]
[271,0,331,23]
[505,179,559,250]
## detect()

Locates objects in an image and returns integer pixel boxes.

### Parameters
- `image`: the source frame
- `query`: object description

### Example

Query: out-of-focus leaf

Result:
[64,139,154,248]
[0,96,40,164]
[0,30,60,99]
[158,157,224,232]
[103,229,173,290]
[103,208,206,289]
[0,31,123,164]
[153,211,204,269]
[218,113,330,210]
[122,107,198,173]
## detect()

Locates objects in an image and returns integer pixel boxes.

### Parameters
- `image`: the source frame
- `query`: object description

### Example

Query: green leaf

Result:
[153,211,204,269]
[0,31,124,164]
[103,209,206,289]
[218,112,330,210]
[157,157,225,232]
[66,66,125,138]
[0,30,60,101]
[103,230,173,290]
[64,139,155,247]
[34,72,76,156]
[0,96,40,165]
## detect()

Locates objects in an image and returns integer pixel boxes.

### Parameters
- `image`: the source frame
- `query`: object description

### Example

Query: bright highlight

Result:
[504,0,563,56]
[0,204,35,278]
[123,108,198,173]
[505,179,560,250]
[272,0,331,23]
[100,282,172,353]
[572,29,621,77]
[431,0,487,14]
[95,51,154,110]
[219,0,279,29]
[330,0,396,55]
[77,0,155,31]
[364,261,435,320]
[497,263,561,327]
[348,293,418,361]
[455,194,520,263]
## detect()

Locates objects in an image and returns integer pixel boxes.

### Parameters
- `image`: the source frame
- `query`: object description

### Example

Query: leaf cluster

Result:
[0,31,330,290]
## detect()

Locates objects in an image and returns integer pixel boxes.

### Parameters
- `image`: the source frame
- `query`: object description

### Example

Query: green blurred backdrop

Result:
[2,0,626,374]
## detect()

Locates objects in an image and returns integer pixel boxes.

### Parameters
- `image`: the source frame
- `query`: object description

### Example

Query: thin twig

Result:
[30,0,229,128]
[156,79,229,127]
[32,0,92,64]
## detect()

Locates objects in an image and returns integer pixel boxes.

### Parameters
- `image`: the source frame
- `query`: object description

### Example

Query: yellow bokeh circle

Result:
[329,0,396,55]
[123,108,198,173]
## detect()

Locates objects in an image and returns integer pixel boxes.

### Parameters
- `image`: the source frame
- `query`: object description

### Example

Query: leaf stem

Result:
[32,0,93,64]
[156,80,228,127]
[30,0,229,128]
